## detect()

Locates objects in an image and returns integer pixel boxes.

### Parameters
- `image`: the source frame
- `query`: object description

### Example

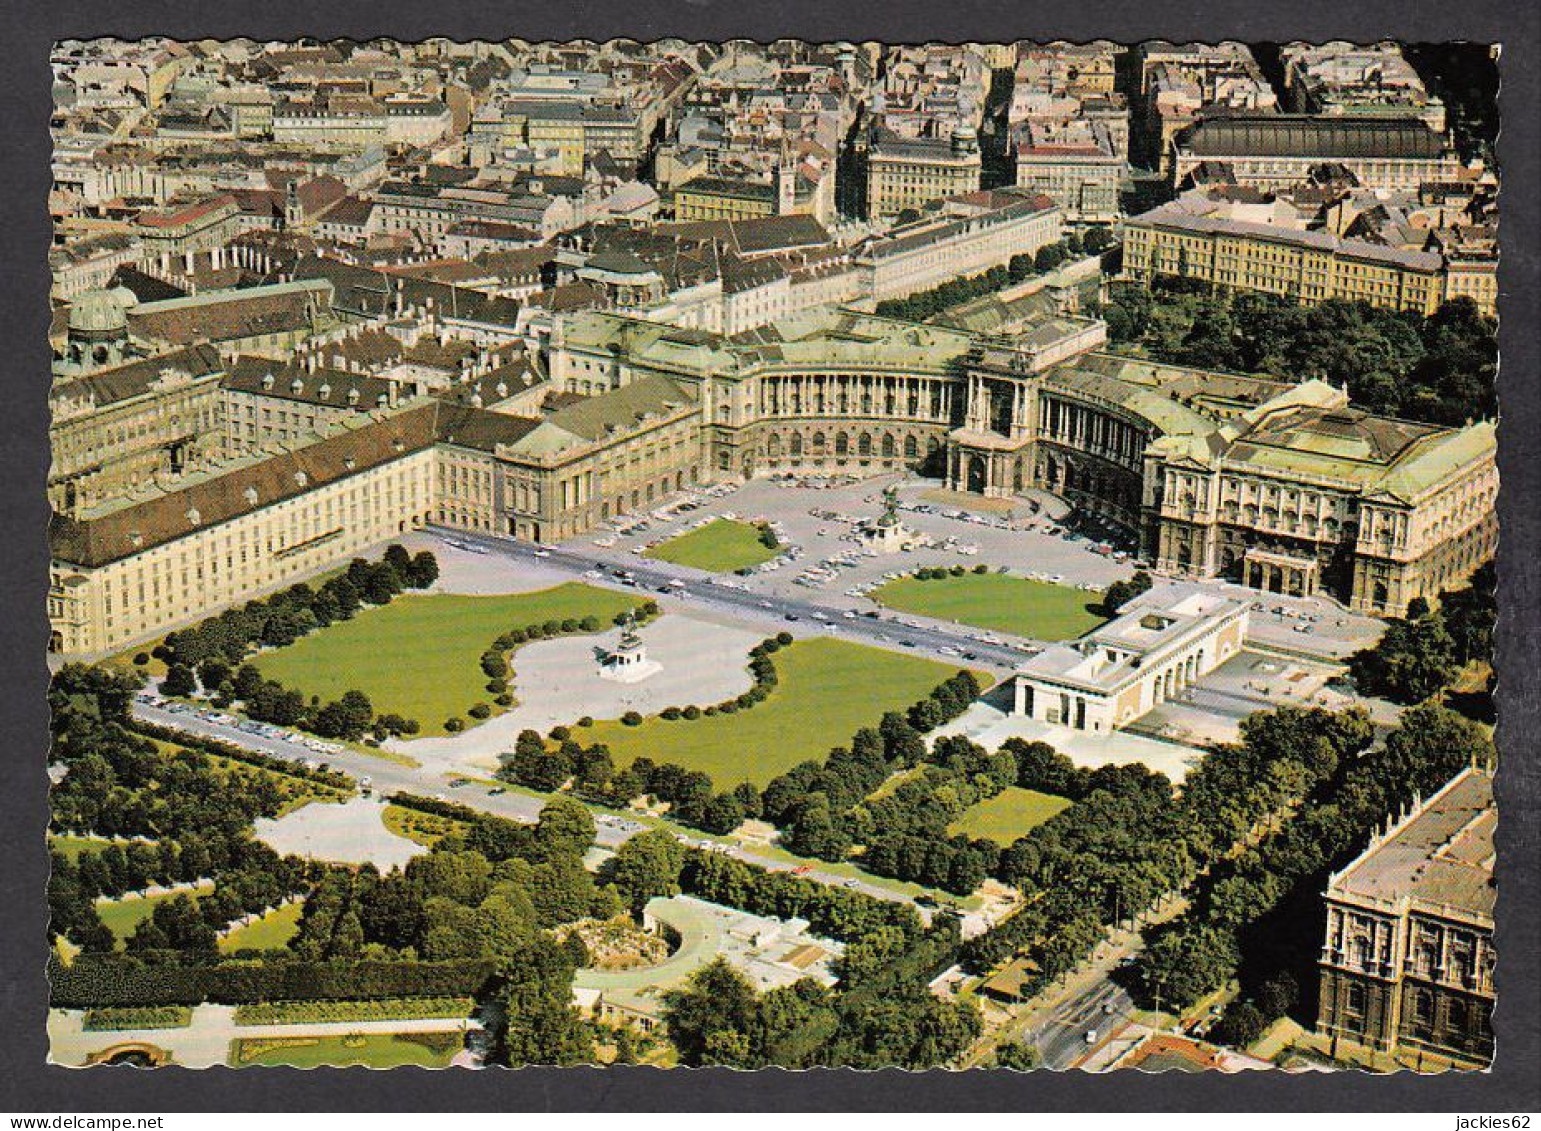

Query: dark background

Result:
[2,0,1537,1113]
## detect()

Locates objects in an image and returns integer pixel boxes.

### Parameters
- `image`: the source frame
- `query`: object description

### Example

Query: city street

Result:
[1031,978,1138,1071]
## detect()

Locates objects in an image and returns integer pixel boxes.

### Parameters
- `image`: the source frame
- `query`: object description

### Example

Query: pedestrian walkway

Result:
[48,1005,480,1069]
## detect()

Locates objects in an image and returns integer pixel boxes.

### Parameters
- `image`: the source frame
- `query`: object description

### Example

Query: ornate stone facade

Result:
[1316,768,1496,1068]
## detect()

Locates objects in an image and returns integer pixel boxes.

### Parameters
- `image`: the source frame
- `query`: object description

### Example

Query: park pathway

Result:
[48,1005,482,1069]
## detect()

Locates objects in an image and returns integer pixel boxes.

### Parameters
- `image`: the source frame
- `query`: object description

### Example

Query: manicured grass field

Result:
[230,1031,463,1069]
[254,585,642,736]
[218,901,304,954]
[96,885,210,947]
[947,786,1073,847]
[382,803,470,848]
[588,637,975,788]
[49,835,119,862]
[874,573,1106,641]
[643,518,780,573]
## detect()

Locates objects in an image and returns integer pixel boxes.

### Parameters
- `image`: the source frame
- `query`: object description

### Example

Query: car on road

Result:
[792,865,813,875]
[533,549,550,558]
[843,879,861,888]
[489,787,506,796]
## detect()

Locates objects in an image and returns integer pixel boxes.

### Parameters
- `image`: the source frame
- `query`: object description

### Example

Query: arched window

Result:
[857,433,872,457]
[790,432,804,456]
[882,433,896,459]
[904,435,918,459]
[835,432,849,456]
[811,431,825,454]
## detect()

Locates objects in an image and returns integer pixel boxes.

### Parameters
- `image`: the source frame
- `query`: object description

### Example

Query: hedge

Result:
[49,955,497,1008]
[82,1005,194,1030]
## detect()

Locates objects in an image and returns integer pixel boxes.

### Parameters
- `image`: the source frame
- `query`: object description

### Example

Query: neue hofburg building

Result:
[50,298,1495,656]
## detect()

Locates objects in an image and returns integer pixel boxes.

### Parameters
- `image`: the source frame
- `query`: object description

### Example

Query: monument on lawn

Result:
[599,611,662,683]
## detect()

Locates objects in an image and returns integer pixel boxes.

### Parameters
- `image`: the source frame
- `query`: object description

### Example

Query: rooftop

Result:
[1179,114,1451,160]
[1331,767,1495,922]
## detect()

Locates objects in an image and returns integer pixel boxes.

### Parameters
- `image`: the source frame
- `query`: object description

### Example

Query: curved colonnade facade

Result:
[551,307,1496,618]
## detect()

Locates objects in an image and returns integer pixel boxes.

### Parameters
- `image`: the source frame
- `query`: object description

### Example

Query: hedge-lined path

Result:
[48,1004,482,1069]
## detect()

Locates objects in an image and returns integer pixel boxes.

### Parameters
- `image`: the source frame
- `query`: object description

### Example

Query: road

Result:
[129,700,933,917]
[433,524,1030,673]
[1028,977,1138,1070]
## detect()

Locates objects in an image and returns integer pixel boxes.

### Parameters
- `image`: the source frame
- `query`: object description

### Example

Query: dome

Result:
[67,288,135,335]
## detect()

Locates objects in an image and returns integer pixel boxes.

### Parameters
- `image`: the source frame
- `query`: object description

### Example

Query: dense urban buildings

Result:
[44,37,1501,1076]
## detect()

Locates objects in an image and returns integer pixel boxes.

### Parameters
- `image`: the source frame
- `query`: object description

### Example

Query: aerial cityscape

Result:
[44,36,1499,1072]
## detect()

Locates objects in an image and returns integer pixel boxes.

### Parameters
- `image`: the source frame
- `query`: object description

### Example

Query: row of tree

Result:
[499,664,981,848]
[1131,701,1494,1036]
[157,547,440,740]
[872,232,1109,324]
[153,545,438,673]
[457,600,656,732]
[962,705,1381,989]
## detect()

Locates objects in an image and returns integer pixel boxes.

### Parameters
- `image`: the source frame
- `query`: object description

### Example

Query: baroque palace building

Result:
[49,296,1496,655]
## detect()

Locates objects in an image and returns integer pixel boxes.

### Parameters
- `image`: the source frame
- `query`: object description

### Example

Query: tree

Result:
[498,938,588,1066]
[700,793,745,835]
[1135,923,1242,1010]
[663,958,759,1066]
[606,830,685,914]
[1034,243,1067,272]
[994,1041,1041,1070]
[161,665,196,699]
[754,979,838,1068]
[1082,227,1115,254]
[1214,1000,1268,1049]
[532,797,595,863]
[383,543,413,579]
[408,550,440,589]
[1349,609,1459,703]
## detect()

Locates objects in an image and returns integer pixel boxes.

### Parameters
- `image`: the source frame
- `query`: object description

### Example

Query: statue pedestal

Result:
[859,517,912,554]
[599,636,661,683]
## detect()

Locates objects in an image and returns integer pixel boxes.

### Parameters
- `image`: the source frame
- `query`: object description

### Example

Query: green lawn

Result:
[947,787,1073,847]
[233,998,474,1026]
[643,518,780,573]
[230,1031,463,1069]
[49,835,120,862]
[96,885,210,947]
[254,586,642,736]
[588,637,976,788]
[874,573,1106,641]
[219,901,304,954]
